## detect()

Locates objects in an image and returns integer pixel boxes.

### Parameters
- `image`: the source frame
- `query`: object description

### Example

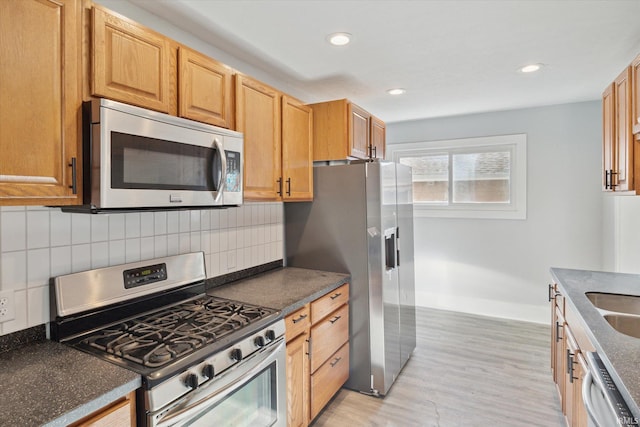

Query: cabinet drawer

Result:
[310,343,349,420]
[310,304,349,373]
[70,392,135,427]
[311,283,349,323]
[285,304,310,342]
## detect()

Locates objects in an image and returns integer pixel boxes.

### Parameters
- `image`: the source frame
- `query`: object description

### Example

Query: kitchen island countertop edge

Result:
[550,267,640,420]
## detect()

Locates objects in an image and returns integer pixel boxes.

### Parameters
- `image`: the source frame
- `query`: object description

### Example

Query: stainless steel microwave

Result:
[70,98,243,212]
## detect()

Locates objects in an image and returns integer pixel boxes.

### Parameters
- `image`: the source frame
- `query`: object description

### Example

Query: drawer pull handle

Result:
[292,314,308,324]
[330,357,342,367]
[330,292,342,300]
[329,315,342,324]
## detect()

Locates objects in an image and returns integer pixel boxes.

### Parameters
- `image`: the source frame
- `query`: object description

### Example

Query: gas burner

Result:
[80,296,276,368]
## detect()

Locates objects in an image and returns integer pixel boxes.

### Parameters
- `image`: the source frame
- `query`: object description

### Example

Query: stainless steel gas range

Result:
[50,252,286,427]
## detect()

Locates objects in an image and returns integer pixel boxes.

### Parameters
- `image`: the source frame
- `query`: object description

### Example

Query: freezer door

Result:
[367,161,401,396]
[396,162,417,367]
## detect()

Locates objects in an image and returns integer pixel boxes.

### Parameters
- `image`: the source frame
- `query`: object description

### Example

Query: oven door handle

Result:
[154,339,284,427]
[212,138,227,202]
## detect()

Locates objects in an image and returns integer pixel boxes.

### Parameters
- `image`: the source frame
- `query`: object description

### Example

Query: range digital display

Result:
[123,263,167,289]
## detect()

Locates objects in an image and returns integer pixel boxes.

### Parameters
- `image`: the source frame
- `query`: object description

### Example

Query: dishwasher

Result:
[582,352,638,427]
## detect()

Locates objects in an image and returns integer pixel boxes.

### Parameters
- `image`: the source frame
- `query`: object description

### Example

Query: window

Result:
[388,134,526,219]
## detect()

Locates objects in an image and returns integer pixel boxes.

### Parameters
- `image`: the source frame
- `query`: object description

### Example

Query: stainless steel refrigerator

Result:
[284,161,416,396]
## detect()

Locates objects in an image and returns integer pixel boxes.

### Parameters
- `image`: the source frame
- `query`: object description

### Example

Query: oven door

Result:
[150,339,286,427]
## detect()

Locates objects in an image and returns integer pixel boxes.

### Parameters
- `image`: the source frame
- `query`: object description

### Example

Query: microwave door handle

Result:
[212,138,227,202]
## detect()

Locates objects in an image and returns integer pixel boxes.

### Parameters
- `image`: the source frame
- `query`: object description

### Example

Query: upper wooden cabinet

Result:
[282,96,313,201]
[178,46,234,128]
[91,5,176,114]
[235,75,282,201]
[349,103,371,159]
[0,0,83,206]
[602,67,633,192]
[632,54,640,135]
[310,99,385,161]
[603,83,615,191]
[370,116,386,160]
[236,75,313,202]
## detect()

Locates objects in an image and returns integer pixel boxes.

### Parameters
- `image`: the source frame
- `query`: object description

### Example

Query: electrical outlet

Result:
[0,290,15,323]
[227,251,236,270]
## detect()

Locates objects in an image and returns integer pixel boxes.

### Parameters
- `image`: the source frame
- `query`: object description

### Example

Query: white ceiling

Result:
[129,0,640,123]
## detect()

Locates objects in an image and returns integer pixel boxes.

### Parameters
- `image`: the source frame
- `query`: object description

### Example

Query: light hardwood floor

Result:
[312,307,564,427]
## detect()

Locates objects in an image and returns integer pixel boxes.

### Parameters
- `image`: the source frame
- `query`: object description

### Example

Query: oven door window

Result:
[110,132,222,191]
[186,363,278,427]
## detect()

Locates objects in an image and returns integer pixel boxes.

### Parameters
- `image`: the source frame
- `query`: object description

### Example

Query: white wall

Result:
[97,0,313,103]
[603,195,640,273]
[387,101,603,324]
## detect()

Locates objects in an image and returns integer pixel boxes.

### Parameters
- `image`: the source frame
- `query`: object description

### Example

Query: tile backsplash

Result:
[0,203,284,336]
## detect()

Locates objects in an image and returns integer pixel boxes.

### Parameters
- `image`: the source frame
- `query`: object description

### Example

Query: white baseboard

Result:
[415,290,550,325]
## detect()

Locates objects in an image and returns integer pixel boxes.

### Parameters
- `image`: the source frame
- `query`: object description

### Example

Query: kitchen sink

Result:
[604,314,640,339]
[585,292,640,316]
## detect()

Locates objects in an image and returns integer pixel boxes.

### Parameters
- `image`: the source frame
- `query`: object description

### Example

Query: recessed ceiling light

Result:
[387,88,406,95]
[518,63,544,73]
[327,32,351,46]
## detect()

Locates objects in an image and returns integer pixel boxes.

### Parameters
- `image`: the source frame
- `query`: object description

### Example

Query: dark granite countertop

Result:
[207,266,350,316]
[0,340,141,427]
[550,268,640,419]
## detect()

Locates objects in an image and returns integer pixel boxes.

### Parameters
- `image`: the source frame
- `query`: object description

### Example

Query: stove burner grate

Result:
[81,296,274,368]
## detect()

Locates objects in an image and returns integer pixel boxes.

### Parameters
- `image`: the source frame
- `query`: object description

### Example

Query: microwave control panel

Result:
[225,151,241,192]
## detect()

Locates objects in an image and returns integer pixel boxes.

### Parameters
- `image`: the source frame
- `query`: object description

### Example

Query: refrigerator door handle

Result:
[384,228,397,270]
[396,226,400,267]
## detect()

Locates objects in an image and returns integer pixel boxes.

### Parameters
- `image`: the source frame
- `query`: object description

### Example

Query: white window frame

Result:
[387,134,527,220]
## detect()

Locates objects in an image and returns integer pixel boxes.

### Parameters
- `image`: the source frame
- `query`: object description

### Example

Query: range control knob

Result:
[265,330,276,342]
[202,364,215,379]
[230,348,243,362]
[254,336,265,348]
[184,373,199,389]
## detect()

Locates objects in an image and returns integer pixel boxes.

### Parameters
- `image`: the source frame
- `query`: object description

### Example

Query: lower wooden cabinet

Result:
[285,305,310,427]
[69,391,136,427]
[285,283,350,426]
[550,284,594,427]
[310,343,349,419]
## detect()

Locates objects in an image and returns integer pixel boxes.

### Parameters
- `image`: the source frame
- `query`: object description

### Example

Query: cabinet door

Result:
[553,308,566,409]
[0,0,82,206]
[282,96,313,201]
[550,288,558,378]
[92,6,174,113]
[614,67,633,191]
[574,354,588,427]
[178,46,233,128]
[371,116,386,160]
[348,103,370,159]
[311,99,349,161]
[235,75,282,201]
[602,83,615,191]
[632,54,640,135]
[286,333,309,427]
[310,343,349,420]
[563,324,584,426]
